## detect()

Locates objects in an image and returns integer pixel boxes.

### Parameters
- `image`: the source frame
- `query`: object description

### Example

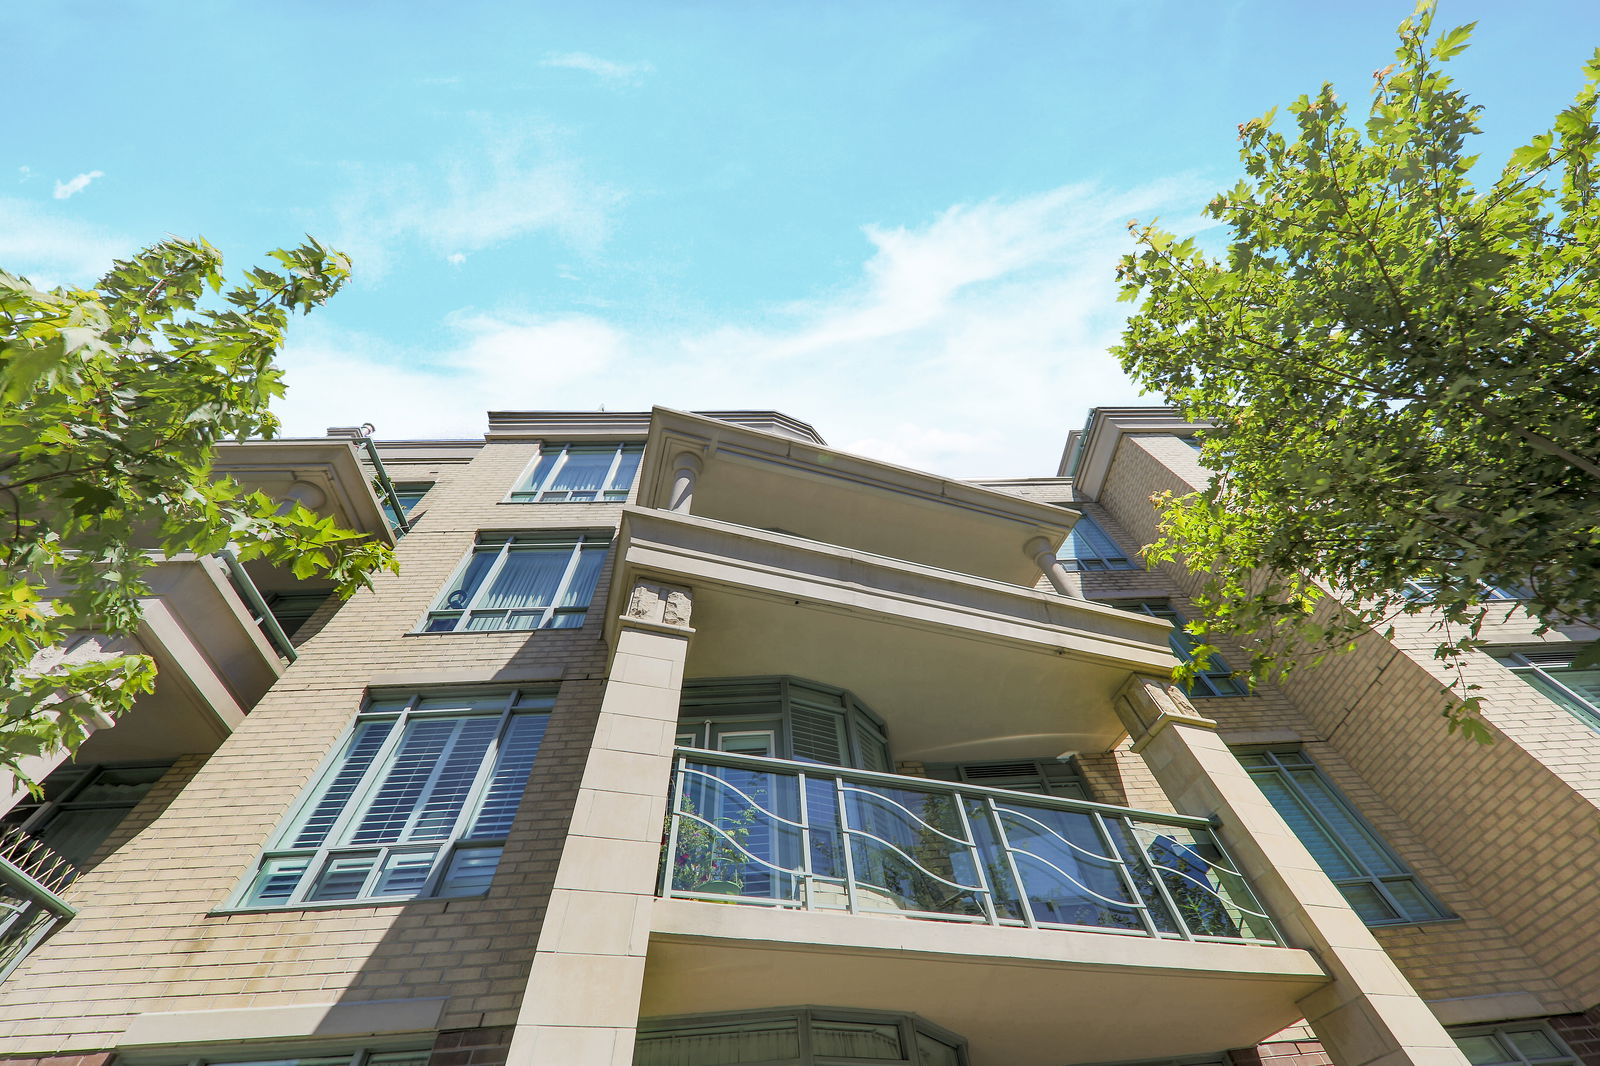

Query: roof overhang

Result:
[212,439,393,545]
[1060,406,1209,497]
[607,508,1179,758]
[639,408,1078,587]
[486,409,826,444]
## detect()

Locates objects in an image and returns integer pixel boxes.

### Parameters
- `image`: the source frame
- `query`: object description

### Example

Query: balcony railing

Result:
[0,824,79,981]
[661,749,1280,946]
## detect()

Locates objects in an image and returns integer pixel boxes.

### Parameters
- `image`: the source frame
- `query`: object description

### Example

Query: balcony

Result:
[661,748,1277,943]
[644,751,1329,1066]
[0,825,78,982]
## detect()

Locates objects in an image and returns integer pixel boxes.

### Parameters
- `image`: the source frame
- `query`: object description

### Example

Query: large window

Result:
[924,759,1091,800]
[1452,1023,1580,1066]
[635,1007,968,1066]
[1057,515,1136,572]
[234,689,552,909]
[2,762,171,867]
[424,532,609,632]
[1237,748,1447,925]
[510,441,643,503]
[1494,647,1600,732]
[677,676,891,772]
[1110,600,1248,697]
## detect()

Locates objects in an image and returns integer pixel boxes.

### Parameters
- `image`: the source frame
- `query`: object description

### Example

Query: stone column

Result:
[505,581,694,1065]
[1115,676,1469,1066]
[1025,535,1073,595]
[668,452,702,514]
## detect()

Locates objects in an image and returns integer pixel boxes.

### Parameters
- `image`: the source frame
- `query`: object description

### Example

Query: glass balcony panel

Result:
[662,750,1282,945]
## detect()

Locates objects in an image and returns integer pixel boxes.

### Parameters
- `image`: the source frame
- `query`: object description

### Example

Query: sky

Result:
[8,1,1600,477]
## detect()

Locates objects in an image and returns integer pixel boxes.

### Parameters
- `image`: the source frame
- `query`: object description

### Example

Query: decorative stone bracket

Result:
[1113,674,1218,751]
[624,580,694,631]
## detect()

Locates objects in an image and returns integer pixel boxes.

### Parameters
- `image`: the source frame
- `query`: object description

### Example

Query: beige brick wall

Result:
[0,440,641,1053]
[1086,431,1600,1014]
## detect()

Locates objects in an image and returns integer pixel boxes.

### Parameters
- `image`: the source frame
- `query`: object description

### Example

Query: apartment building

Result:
[0,406,1594,1066]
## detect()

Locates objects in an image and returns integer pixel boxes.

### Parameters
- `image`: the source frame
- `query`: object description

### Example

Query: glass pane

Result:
[35,808,131,867]
[1506,1030,1564,1060]
[292,719,397,848]
[468,714,550,839]
[480,546,569,609]
[373,850,438,896]
[1456,1035,1514,1066]
[917,1031,965,1066]
[72,765,168,803]
[812,1019,903,1058]
[1285,769,1405,875]
[558,545,607,608]
[408,717,499,841]
[549,448,614,493]
[438,846,502,896]
[307,853,376,901]
[516,452,558,495]
[1335,881,1401,924]
[1250,774,1363,879]
[440,550,497,610]
[244,856,309,906]
[1380,878,1437,922]
[635,1021,800,1065]
[608,446,643,492]
[369,1054,433,1066]
[349,719,461,845]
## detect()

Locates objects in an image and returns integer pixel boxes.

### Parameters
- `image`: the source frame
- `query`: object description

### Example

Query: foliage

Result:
[0,237,396,790]
[669,792,757,891]
[1113,2,1600,740]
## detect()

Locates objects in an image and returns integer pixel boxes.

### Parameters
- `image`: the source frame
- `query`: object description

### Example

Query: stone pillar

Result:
[1025,535,1073,595]
[1115,675,1469,1066]
[505,581,694,1065]
[668,452,702,514]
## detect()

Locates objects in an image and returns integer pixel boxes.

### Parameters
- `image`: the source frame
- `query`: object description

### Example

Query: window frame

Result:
[1450,1022,1581,1066]
[1236,747,1450,926]
[225,688,554,912]
[421,531,610,633]
[1056,514,1137,572]
[507,441,643,503]
[1493,646,1600,732]
[1108,600,1249,697]
[2,761,173,867]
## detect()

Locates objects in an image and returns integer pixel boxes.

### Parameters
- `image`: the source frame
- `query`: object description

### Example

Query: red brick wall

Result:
[1552,1008,1600,1066]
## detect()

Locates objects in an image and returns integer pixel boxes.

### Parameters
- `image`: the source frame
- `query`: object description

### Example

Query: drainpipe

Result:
[217,549,298,663]
[351,426,410,536]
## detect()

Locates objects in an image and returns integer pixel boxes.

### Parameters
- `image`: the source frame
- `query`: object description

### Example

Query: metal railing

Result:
[660,748,1280,946]
[0,824,79,981]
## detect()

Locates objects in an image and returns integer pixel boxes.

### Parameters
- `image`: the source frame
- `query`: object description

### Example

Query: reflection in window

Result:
[1452,1023,1579,1066]
[425,532,609,632]
[1057,515,1136,572]
[1493,647,1600,732]
[1237,748,1447,925]
[510,442,643,503]
[1108,601,1249,697]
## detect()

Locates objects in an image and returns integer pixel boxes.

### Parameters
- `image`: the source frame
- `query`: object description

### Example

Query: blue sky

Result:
[8,1,1599,475]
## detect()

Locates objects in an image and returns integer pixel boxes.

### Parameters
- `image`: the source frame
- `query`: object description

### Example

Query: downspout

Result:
[217,549,299,663]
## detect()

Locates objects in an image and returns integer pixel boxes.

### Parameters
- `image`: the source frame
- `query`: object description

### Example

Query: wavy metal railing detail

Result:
[660,748,1280,945]
[0,824,80,981]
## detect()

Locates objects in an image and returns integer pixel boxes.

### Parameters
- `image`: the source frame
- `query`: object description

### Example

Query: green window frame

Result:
[635,1006,968,1066]
[232,688,553,910]
[509,441,643,503]
[1057,515,1136,572]
[1237,748,1448,925]
[1110,600,1249,697]
[170,1052,430,1066]
[924,758,1091,800]
[1451,1023,1580,1066]
[1494,646,1600,732]
[677,676,891,772]
[424,531,609,633]
[381,481,433,527]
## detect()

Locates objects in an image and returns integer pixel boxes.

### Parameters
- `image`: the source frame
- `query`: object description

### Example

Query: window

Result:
[1110,601,1248,697]
[1057,515,1136,572]
[381,481,433,527]
[264,589,334,640]
[424,532,609,632]
[924,759,1091,800]
[1237,748,1447,925]
[2,762,171,867]
[178,1052,429,1066]
[1401,578,1528,602]
[677,676,891,772]
[635,1007,968,1066]
[510,441,643,503]
[1452,1023,1580,1066]
[1495,647,1600,731]
[235,689,552,909]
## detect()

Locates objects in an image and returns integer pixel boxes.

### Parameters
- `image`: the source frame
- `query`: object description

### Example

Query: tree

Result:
[0,237,396,789]
[1112,2,1600,740]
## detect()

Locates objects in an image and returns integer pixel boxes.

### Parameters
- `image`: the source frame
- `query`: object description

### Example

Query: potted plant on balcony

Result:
[668,797,758,897]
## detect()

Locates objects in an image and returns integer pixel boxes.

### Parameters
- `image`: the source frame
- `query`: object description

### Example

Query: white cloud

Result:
[540,52,654,85]
[0,197,132,287]
[18,166,31,183]
[277,179,1211,475]
[325,125,621,281]
[446,252,466,266]
[52,170,104,199]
